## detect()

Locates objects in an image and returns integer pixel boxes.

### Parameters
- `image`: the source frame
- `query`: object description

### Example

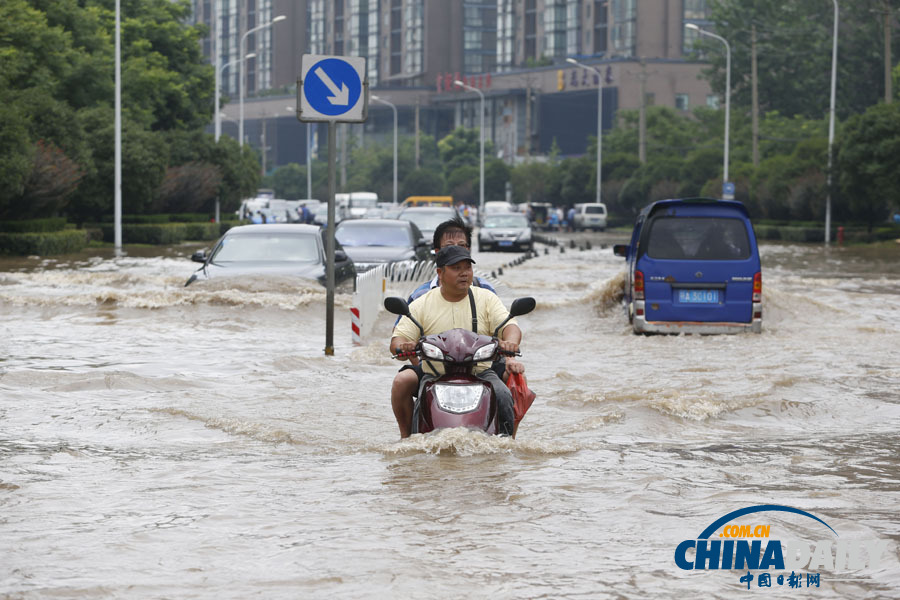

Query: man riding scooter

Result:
[390,245,524,438]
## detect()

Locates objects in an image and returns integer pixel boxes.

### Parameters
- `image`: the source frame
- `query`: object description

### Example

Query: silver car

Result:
[185,224,355,287]
[478,212,533,252]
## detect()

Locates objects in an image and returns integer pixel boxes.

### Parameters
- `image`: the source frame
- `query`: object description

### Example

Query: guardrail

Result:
[350,260,436,344]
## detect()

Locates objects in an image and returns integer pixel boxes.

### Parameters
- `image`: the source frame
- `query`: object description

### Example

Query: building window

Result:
[675,94,690,111]
[706,94,720,109]
[462,1,496,74]
[594,1,608,54]
[611,0,635,57]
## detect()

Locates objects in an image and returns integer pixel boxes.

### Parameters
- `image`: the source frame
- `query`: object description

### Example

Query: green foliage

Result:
[263,163,308,199]
[484,159,510,200]
[0,217,67,233]
[837,102,900,229]
[98,222,188,244]
[401,168,445,199]
[708,0,899,121]
[0,228,88,255]
[510,160,553,204]
[446,165,479,206]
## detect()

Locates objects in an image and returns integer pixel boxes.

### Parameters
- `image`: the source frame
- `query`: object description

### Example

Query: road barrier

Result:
[351,260,436,344]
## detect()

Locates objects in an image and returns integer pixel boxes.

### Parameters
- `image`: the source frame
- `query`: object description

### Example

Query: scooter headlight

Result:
[421,342,444,360]
[472,341,498,361]
[434,384,484,413]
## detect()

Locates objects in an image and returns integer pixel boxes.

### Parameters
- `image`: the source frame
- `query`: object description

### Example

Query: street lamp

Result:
[286,105,313,199]
[687,23,731,193]
[566,58,603,204]
[454,80,485,220]
[825,0,839,244]
[371,95,398,205]
[216,54,254,142]
[239,15,286,147]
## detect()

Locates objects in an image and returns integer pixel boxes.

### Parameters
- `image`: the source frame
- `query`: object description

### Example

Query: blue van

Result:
[613,198,762,334]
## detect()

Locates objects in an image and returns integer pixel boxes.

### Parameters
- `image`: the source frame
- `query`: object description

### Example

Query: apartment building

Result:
[196,0,716,171]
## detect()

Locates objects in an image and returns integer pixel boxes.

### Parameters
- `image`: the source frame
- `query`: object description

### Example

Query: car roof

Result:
[337,219,410,227]
[485,212,526,217]
[641,197,750,220]
[226,224,321,235]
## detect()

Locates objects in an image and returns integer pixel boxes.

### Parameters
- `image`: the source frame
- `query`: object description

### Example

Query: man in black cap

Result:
[390,245,522,438]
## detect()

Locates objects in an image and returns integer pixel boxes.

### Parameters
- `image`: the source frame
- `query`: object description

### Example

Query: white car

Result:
[573,202,608,231]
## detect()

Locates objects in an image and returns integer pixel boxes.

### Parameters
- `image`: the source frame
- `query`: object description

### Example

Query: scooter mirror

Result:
[509,297,536,317]
[384,296,410,316]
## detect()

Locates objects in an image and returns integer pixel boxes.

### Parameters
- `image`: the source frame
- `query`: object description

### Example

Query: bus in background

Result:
[401,196,454,208]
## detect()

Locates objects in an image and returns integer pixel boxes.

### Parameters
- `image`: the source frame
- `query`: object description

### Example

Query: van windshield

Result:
[645,217,751,260]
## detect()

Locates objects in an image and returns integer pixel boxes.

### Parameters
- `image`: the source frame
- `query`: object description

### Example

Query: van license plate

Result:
[678,289,720,304]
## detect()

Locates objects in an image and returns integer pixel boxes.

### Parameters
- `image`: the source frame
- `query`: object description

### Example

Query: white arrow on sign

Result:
[315,67,349,106]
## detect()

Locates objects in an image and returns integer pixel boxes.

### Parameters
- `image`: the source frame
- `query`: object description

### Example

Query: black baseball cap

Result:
[435,245,476,267]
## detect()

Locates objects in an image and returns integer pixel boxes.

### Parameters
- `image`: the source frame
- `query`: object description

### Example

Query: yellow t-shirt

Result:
[392,286,518,375]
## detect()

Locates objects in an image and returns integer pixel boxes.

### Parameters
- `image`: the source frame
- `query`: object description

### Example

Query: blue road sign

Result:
[299,55,367,122]
[722,181,735,199]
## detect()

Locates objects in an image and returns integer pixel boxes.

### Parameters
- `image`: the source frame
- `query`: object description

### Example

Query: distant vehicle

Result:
[312,203,339,227]
[336,191,380,219]
[378,202,402,220]
[478,212,533,252]
[484,200,517,215]
[613,198,762,334]
[526,202,554,230]
[397,206,459,242]
[335,219,430,272]
[401,196,454,208]
[185,224,355,288]
[572,202,608,231]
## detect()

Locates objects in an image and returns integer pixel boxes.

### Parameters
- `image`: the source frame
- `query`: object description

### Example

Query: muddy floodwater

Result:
[1,235,899,599]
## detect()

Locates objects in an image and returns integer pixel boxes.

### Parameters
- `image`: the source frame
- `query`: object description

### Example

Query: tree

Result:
[484,159,510,200]
[510,160,553,204]
[707,0,900,121]
[838,102,900,229]
[264,163,308,199]
[401,168,445,199]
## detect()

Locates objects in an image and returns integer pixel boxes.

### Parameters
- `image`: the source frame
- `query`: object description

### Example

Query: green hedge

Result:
[99,223,187,244]
[0,229,88,255]
[0,217,68,233]
[98,213,214,224]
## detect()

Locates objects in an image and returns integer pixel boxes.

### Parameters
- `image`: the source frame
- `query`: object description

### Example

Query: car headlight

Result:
[518,230,532,241]
[472,341,497,361]
[421,342,444,360]
[480,231,493,241]
[434,383,484,413]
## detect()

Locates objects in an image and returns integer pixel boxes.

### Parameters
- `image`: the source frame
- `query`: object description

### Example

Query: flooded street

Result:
[1,236,899,598]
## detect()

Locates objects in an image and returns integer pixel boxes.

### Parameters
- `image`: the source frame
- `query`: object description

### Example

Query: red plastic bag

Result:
[507,372,536,431]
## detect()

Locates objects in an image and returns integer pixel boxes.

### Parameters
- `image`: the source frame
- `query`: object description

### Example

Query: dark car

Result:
[185,224,355,287]
[397,206,459,241]
[613,198,762,334]
[478,212,534,252]
[335,218,430,272]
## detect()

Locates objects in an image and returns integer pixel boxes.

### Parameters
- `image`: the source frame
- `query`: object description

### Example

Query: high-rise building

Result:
[200,0,717,172]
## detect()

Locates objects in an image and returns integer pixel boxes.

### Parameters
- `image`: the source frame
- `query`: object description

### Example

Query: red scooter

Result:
[385,296,536,435]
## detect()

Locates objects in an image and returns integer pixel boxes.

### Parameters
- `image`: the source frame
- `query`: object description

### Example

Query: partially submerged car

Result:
[478,212,534,252]
[185,224,355,287]
[614,198,762,334]
[335,218,430,272]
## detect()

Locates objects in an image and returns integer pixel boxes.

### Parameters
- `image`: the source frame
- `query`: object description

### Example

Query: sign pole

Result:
[325,122,336,356]
[297,53,367,356]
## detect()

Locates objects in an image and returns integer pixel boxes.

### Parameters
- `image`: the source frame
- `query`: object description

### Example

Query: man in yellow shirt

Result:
[390,245,523,438]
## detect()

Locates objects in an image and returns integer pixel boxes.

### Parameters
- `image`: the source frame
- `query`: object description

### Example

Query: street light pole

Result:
[454,80,485,220]
[687,24,731,189]
[566,58,603,204]
[825,0,839,244]
[114,0,122,253]
[239,15,286,147]
[372,95,398,205]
